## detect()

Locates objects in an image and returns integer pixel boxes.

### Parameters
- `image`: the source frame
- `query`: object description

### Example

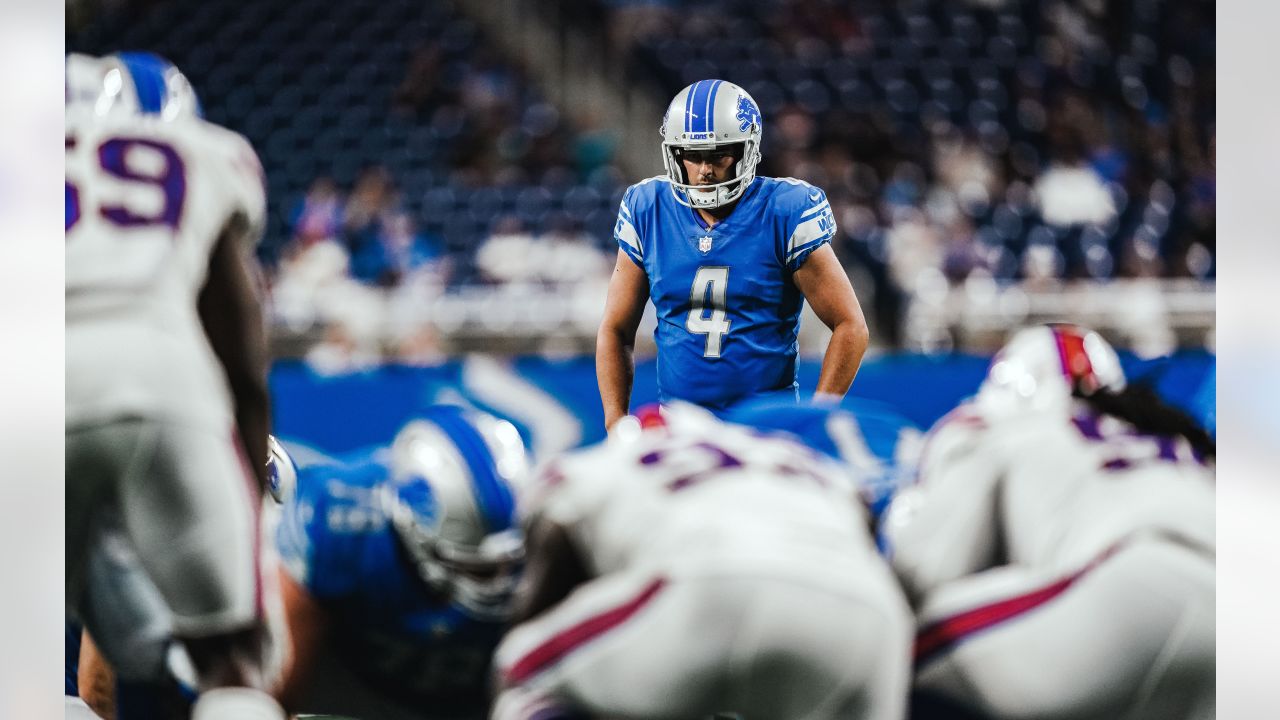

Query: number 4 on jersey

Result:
[686,266,731,358]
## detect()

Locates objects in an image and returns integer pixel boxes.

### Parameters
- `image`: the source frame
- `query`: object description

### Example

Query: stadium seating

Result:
[68,0,626,280]
[68,0,1215,352]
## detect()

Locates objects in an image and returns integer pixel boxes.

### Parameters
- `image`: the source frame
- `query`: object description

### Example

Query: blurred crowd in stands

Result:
[69,0,1214,357]
[607,0,1214,345]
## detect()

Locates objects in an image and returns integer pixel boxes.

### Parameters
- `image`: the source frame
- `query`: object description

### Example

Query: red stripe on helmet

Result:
[1051,325,1098,394]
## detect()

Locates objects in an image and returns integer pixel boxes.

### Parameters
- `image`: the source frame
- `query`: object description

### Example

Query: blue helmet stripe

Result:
[691,81,711,133]
[691,80,716,134]
[116,52,170,115]
[705,79,724,134]
[684,80,702,133]
[423,408,515,533]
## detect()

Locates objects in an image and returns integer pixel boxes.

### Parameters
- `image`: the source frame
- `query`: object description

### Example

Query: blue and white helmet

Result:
[383,406,530,621]
[660,79,763,209]
[65,51,202,120]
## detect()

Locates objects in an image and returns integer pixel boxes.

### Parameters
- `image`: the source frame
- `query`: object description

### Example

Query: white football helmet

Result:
[660,79,763,209]
[383,407,530,621]
[976,323,1126,416]
[66,51,202,120]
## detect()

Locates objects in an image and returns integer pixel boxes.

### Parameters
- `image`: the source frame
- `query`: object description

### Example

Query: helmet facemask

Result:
[434,529,525,621]
[663,138,761,209]
[383,484,525,622]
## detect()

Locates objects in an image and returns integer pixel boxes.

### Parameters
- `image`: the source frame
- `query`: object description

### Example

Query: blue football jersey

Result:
[276,454,504,709]
[615,175,837,411]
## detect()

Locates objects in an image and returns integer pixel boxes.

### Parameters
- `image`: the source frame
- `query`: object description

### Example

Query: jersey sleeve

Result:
[275,467,323,590]
[880,405,1004,604]
[518,449,612,530]
[780,183,837,271]
[517,457,579,528]
[275,464,369,599]
[613,184,646,268]
[205,126,267,248]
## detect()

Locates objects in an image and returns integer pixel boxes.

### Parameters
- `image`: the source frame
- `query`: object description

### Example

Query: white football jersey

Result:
[65,109,266,430]
[522,406,880,581]
[885,401,1215,601]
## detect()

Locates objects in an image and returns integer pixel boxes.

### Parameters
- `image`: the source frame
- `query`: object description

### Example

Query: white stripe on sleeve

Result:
[786,213,834,259]
[616,216,642,259]
[800,200,830,219]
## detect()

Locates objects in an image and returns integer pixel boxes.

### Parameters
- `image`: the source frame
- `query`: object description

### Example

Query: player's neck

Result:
[695,201,737,227]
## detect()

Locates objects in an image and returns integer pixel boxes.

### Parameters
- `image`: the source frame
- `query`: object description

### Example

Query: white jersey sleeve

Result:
[775,178,836,271]
[208,128,267,249]
[882,404,1006,604]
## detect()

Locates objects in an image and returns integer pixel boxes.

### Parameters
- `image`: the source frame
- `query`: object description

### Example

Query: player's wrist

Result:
[812,391,843,406]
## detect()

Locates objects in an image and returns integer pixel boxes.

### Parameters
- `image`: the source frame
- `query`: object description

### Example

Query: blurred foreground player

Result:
[491,403,911,720]
[883,324,1215,720]
[274,407,529,719]
[65,52,281,719]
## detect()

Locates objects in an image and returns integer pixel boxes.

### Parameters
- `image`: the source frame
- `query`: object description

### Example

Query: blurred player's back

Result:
[1000,406,1213,569]
[908,398,1215,578]
[538,405,882,582]
[65,108,265,431]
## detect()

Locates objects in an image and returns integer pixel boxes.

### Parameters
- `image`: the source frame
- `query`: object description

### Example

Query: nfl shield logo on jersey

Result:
[699,235,713,253]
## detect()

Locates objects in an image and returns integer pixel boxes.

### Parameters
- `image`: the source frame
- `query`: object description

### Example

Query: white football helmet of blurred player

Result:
[66,51,202,120]
[660,79,763,209]
[976,323,1125,416]
[383,407,530,621]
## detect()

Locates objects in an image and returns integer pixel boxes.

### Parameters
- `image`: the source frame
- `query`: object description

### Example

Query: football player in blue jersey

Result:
[273,406,529,720]
[597,79,870,429]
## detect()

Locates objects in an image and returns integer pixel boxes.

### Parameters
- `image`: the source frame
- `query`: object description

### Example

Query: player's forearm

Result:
[595,329,635,429]
[275,570,329,711]
[219,315,271,488]
[77,631,118,720]
[813,317,870,397]
[233,380,272,489]
[199,226,272,491]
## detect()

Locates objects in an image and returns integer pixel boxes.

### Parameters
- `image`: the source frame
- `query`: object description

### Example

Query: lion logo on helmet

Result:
[736,95,761,132]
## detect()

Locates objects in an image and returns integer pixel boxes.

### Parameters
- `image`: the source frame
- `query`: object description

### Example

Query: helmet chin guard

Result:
[660,79,763,209]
